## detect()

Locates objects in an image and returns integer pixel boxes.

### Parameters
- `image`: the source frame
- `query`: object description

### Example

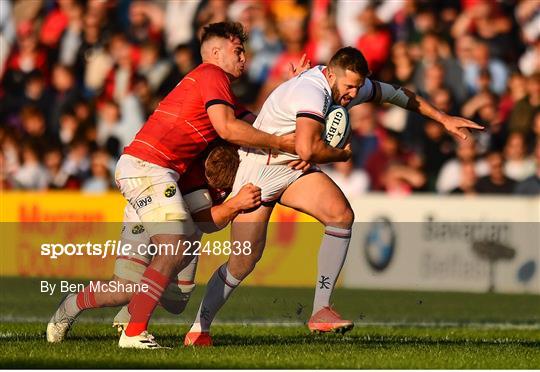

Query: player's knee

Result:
[323,204,354,228]
[228,258,257,280]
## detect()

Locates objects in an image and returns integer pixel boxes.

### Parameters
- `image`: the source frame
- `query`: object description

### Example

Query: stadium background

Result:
[1,1,539,294]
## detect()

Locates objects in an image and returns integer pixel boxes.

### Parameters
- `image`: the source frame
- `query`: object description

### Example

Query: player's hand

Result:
[441,115,484,140]
[287,53,311,79]
[288,159,312,172]
[232,183,261,211]
[277,133,297,154]
[338,143,353,162]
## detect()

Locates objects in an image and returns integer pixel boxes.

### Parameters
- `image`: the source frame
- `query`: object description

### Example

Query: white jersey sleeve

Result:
[348,78,411,109]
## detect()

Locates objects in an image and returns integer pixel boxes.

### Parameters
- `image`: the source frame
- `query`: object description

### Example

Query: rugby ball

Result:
[323,105,350,148]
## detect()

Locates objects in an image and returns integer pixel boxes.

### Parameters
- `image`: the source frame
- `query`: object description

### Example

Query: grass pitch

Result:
[1,277,539,368]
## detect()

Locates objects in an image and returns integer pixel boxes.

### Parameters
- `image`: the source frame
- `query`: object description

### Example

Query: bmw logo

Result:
[364,217,395,272]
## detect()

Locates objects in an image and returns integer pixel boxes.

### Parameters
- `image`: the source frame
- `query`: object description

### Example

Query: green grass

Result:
[1,277,539,368]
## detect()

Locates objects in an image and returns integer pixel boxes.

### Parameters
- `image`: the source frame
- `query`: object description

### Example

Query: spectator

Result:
[57,0,84,68]
[74,11,111,93]
[476,151,516,194]
[325,159,369,198]
[412,32,467,106]
[356,5,392,77]
[508,72,540,134]
[101,33,137,103]
[126,0,164,47]
[158,44,196,97]
[450,160,477,195]
[436,138,489,193]
[365,130,423,192]
[451,0,514,62]
[503,132,535,181]
[464,40,509,96]
[498,72,527,124]
[20,106,49,142]
[13,141,47,190]
[514,140,540,195]
[461,90,501,153]
[61,138,90,182]
[137,42,170,93]
[418,119,454,191]
[58,109,82,148]
[256,3,310,106]
[82,150,113,193]
[349,103,380,169]
[96,99,122,152]
[2,21,48,94]
[43,145,79,190]
[50,64,79,132]
[519,38,540,77]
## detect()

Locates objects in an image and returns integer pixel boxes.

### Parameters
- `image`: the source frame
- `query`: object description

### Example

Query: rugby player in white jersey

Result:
[184,47,484,346]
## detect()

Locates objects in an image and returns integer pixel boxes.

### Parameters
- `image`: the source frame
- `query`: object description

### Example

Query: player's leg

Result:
[115,187,211,328]
[46,205,151,343]
[280,171,355,333]
[115,155,195,348]
[185,204,274,346]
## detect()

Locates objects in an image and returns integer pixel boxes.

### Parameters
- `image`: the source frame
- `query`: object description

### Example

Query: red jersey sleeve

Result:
[201,67,236,111]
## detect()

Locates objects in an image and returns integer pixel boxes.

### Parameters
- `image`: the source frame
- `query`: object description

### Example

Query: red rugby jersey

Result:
[124,63,249,175]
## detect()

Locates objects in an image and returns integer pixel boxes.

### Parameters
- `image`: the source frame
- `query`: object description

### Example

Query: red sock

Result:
[125,267,170,336]
[76,283,98,310]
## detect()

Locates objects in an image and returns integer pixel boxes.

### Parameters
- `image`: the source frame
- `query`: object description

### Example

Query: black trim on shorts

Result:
[296,112,325,124]
[262,199,278,207]
[205,99,234,110]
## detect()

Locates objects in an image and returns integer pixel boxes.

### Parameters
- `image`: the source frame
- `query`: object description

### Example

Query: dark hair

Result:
[200,22,247,44]
[328,47,370,76]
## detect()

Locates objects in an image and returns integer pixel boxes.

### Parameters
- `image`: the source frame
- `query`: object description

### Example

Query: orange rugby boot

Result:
[184,331,213,346]
[308,306,354,334]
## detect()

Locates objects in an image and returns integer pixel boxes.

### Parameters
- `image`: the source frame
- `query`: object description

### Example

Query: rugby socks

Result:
[125,267,170,336]
[312,226,352,315]
[190,264,241,332]
[75,284,98,310]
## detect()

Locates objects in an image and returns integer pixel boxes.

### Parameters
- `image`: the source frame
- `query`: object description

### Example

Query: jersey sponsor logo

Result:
[135,196,152,209]
[164,185,177,198]
[132,224,145,234]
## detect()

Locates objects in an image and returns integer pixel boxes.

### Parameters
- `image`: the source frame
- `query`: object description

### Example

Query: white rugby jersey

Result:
[240,65,376,164]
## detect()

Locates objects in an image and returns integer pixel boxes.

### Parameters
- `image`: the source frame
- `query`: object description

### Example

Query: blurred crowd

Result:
[0,0,539,196]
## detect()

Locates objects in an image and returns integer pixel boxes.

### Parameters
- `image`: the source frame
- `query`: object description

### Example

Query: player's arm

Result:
[295,117,352,164]
[191,184,261,233]
[366,81,484,140]
[208,104,295,153]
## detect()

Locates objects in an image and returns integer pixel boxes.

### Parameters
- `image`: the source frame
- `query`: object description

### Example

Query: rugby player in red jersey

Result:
[105,22,296,348]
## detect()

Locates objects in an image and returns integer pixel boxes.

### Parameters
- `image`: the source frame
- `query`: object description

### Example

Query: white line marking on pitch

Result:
[1,315,539,330]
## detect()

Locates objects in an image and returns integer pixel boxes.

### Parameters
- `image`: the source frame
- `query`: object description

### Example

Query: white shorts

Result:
[115,154,194,237]
[231,156,319,203]
[114,199,205,295]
